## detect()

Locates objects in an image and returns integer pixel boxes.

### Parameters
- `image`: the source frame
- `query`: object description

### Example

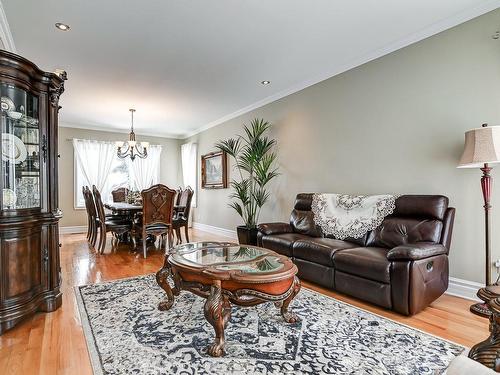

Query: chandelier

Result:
[116,108,149,161]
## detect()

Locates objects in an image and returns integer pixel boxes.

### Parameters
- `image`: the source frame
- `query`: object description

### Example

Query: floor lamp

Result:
[458,124,500,317]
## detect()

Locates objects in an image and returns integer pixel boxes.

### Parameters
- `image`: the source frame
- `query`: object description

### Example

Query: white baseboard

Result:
[446,277,482,302]
[60,225,87,234]
[192,222,238,240]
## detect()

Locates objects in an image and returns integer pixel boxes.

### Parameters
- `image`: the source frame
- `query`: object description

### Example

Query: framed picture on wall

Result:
[201,151,228,189]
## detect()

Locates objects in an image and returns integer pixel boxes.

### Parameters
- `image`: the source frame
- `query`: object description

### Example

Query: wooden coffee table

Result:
[156,241,301,357]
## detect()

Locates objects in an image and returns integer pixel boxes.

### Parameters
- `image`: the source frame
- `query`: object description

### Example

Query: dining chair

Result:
[172,186,194,244]
[83,186,92,241]
[83,186,100,247]
[132,184,176,258]
[112,187,129,203]
[92,185,132,254]
[174,186,182,206]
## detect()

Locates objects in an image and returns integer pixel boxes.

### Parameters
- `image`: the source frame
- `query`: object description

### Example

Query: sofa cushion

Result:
[324,233,368,246]
[366,218,443,248]
[260,233,310,257]
[293,238,358,267]
[290,210,322,237]
[333,247,391,283]
[393,195,448,220]
[290,193,322,237]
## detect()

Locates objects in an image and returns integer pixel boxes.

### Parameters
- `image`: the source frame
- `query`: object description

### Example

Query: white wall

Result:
[186,10,500,283]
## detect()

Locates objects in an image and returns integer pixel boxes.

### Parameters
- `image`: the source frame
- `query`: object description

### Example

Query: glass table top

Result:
[169,242,285,274]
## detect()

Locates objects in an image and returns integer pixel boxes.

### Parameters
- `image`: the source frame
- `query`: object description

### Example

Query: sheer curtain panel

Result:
[181,142,197,207]
[73,139,116,198]
[129,145,162,191]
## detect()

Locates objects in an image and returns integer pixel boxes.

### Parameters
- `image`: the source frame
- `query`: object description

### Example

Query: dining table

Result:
[104,202,143,244]
[104,202,143,216]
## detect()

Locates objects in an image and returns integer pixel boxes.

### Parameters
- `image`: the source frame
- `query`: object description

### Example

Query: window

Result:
[73,139,161,208]
[74,157,129,208]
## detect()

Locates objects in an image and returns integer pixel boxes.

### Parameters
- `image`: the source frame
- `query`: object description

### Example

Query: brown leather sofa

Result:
[257,194,455,315]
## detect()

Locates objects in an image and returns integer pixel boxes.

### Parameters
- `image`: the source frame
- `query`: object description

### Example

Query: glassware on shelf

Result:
[0,83,40,210]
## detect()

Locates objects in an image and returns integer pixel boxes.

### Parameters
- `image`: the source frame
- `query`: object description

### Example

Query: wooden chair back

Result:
[83,186,94,217]
[82,185,90,213]
[141,184,176,228]
[92,185,106,223]
[178,186,194,220]
[175,186,182,206]
[112,187,129,203]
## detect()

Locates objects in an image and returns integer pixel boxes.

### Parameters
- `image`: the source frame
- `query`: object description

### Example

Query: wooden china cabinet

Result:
[0,51,66,334]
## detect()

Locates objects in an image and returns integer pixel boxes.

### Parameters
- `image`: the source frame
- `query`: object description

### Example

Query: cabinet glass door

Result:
[0,84,40,210]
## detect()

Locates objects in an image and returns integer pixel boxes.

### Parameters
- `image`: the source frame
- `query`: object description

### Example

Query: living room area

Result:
[1,1,500,374]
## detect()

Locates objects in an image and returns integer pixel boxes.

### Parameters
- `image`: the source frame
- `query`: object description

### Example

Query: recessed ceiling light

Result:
[261,80,271,85]
[55,23,70,31]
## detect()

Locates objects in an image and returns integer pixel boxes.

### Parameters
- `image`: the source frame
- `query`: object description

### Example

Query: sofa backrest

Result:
[290,193,322,237]
[289,193,454,251]
[289,193,368,245]
[365,195,453,251]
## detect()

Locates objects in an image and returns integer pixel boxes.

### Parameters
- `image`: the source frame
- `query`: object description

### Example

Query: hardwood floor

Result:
[0,229,490,375]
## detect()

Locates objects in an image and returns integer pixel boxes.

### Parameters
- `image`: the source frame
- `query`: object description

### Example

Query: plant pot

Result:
[237,225,258,246]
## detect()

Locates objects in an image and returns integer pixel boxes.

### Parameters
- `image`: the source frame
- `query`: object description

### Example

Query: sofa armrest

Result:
[258,222,293,236]
[387,243,448,261]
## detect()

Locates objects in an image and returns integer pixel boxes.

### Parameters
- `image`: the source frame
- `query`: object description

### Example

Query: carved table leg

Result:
[280,276,301,323]
[222,295,232,329]
[204,280,226,357]
[156,257,175,311]
[469,294,500,371]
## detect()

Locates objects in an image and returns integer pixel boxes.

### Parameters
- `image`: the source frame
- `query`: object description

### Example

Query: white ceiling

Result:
[2,0,499,138]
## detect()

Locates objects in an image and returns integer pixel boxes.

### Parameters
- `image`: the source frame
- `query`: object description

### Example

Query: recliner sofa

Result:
[257,194,455,315]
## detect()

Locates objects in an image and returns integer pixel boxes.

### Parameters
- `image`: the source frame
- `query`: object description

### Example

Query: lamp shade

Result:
[458,125,500,168]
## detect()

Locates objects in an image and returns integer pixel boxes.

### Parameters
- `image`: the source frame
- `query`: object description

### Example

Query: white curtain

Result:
[129,145,162,191]
[181,142,197,207]
[73,139,116,198]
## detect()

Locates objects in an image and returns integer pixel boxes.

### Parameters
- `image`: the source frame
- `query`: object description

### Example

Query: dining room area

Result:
[57,119,199,258]
[84,184,194,258]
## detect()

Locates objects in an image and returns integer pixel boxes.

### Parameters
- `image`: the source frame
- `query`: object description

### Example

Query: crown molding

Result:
[59,121,184,140]
[0,1,16,53]
[182,0,500,139]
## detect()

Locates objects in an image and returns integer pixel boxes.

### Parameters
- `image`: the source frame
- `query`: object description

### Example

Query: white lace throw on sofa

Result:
[311,193,397,240]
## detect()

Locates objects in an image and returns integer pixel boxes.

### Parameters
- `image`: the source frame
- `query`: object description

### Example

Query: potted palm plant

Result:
[215,118,279,245]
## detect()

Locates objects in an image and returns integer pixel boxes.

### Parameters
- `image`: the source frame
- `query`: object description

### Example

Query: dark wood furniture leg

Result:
[280,276,301,323]
[90,218,98,248]
[98,224,106,254]
[156,257,175,311]
[86,215,91,240]
[184,225,190,243]
[175,228,182,244]
[204,280,228,357]
[142,228,147,258]
[469,299,500,370]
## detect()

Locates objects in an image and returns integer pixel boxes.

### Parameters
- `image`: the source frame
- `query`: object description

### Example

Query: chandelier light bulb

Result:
[116,108,148,161]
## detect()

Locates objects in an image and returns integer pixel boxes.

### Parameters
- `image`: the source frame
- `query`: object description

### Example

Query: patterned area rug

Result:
[75,275,464,375]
